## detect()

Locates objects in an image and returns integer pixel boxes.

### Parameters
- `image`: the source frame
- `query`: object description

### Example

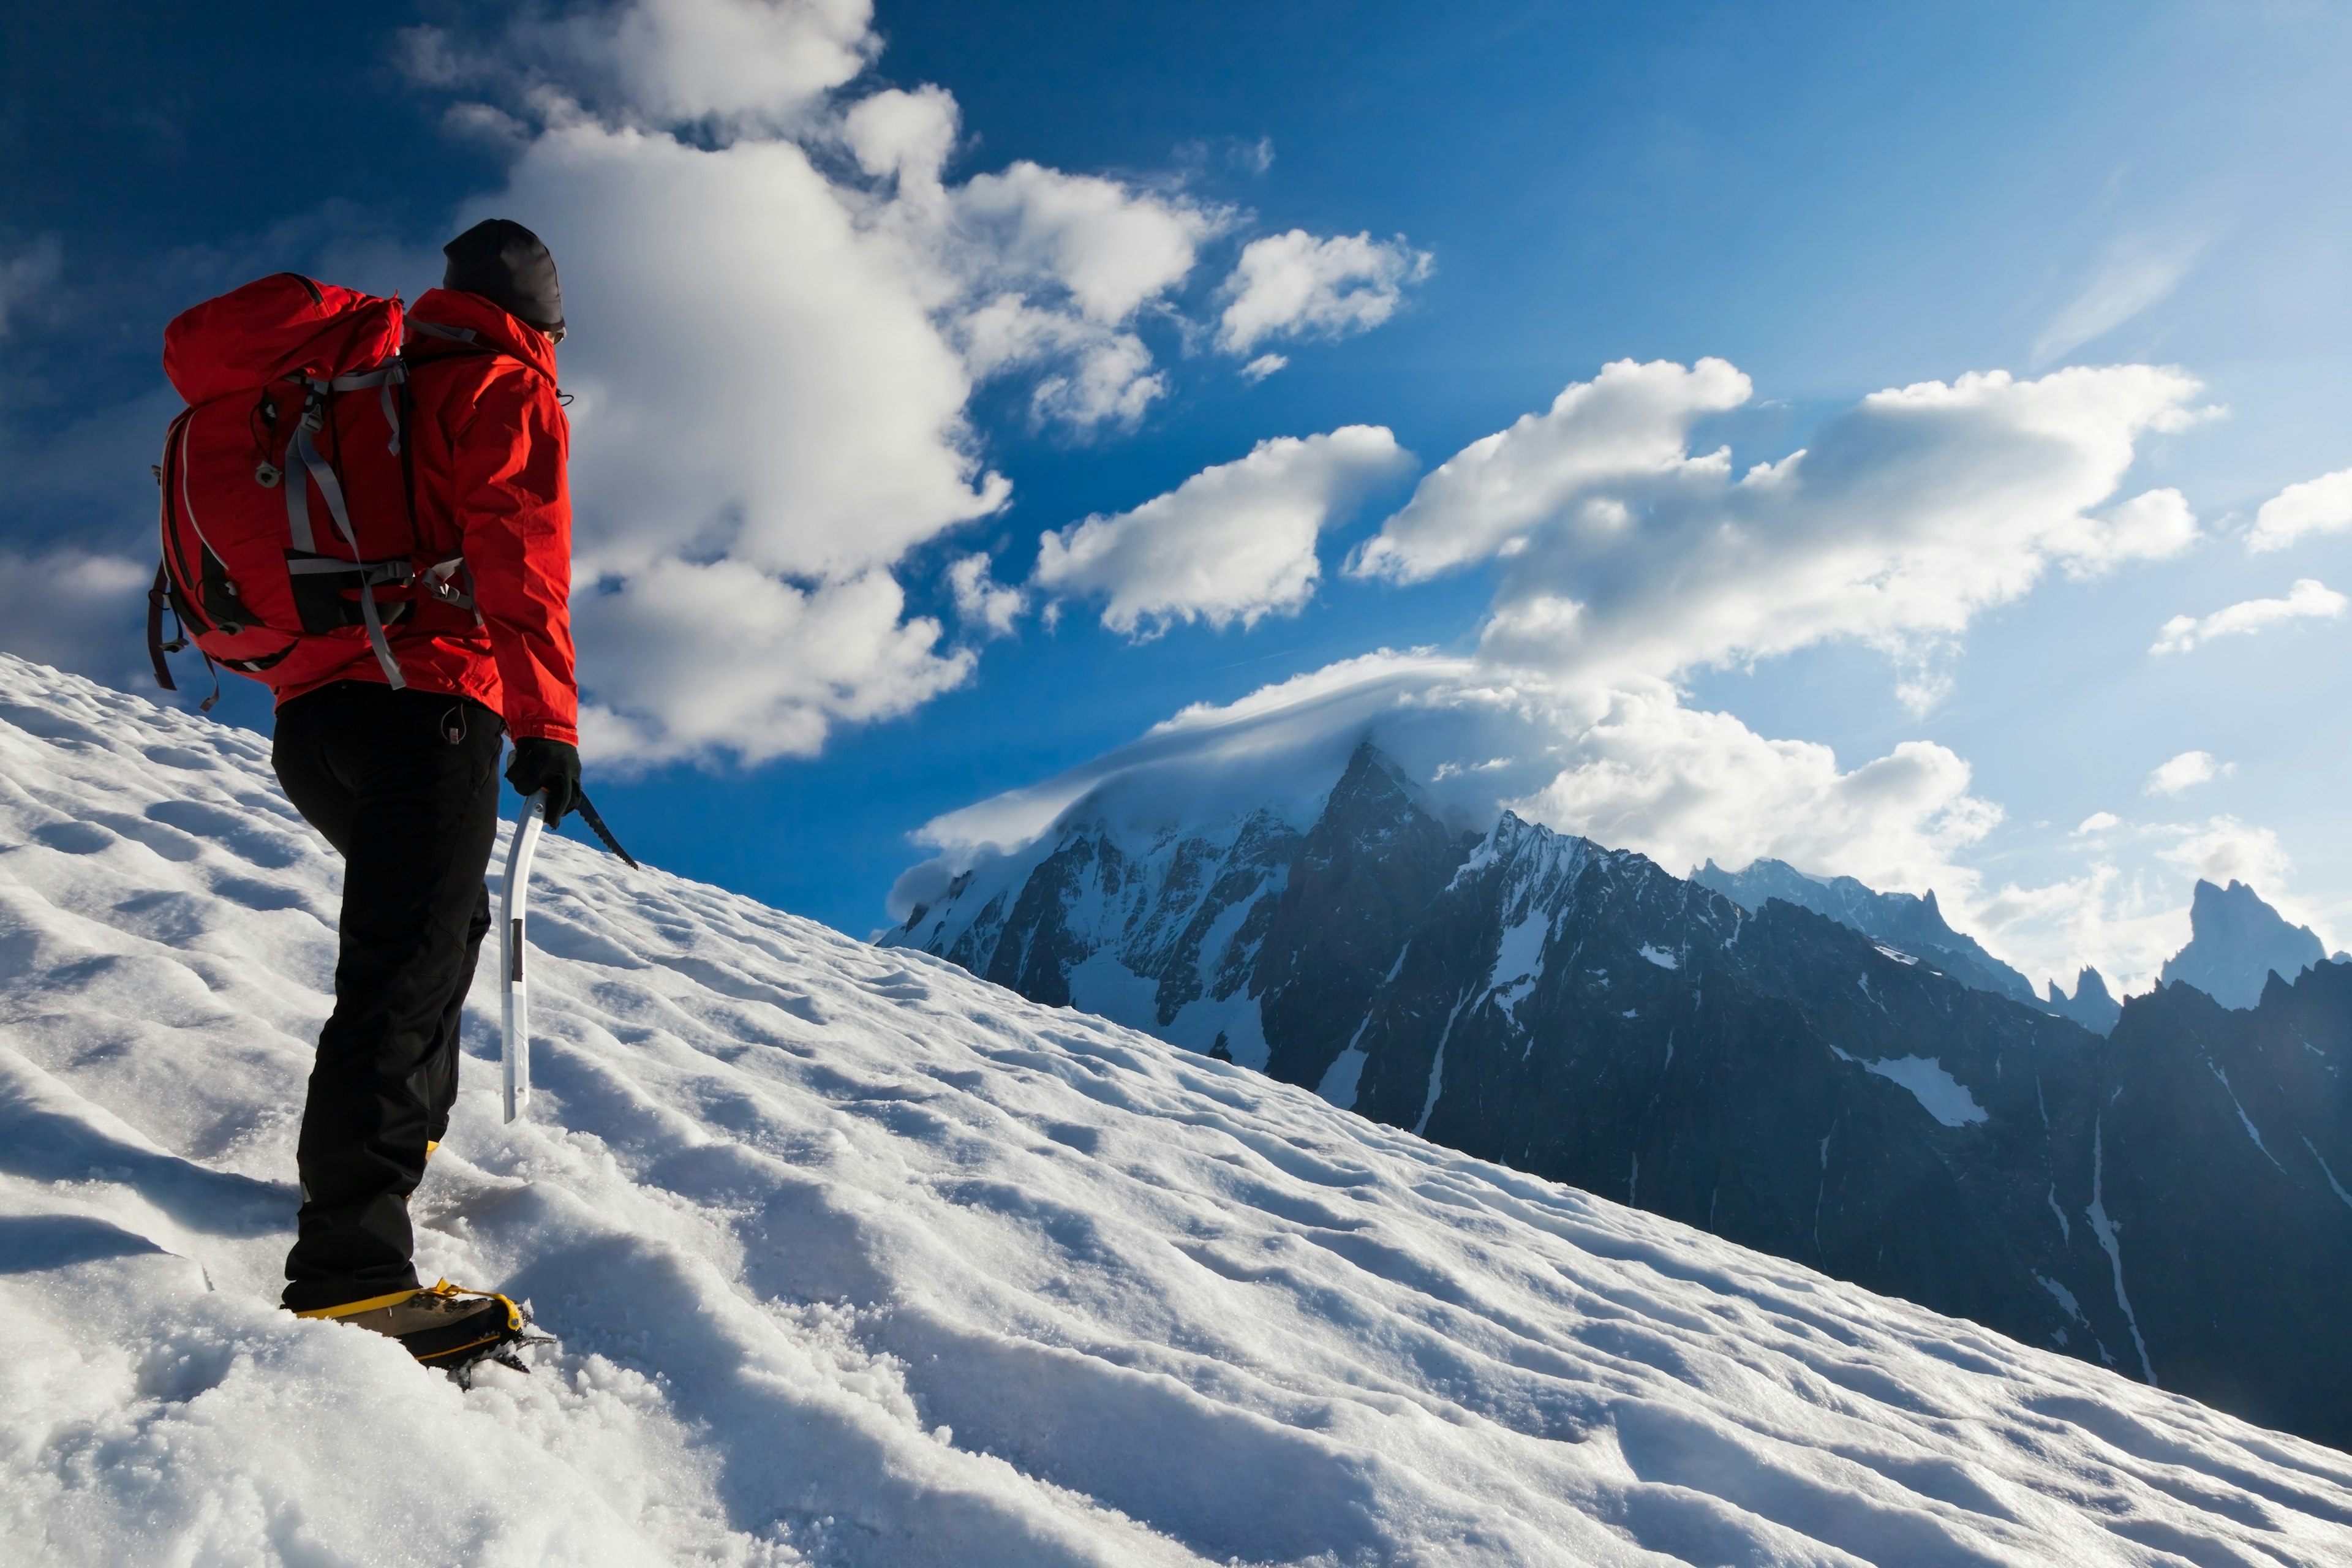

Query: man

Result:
[271,219,582,1364]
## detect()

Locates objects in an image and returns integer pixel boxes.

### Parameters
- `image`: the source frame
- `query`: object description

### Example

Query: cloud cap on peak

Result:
[895,651,2000,944]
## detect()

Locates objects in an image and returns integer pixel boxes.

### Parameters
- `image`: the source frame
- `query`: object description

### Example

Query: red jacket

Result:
[273,288,579,744]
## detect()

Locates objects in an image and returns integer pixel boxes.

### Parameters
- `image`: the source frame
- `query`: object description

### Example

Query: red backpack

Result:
[149,273,483,707]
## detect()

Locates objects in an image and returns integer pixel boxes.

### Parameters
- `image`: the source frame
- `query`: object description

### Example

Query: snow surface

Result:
[1854,1057,1989,1130]
[1064,946,1273,1072]
[7,655,2352,1567]
[1828,1048,1991,1130]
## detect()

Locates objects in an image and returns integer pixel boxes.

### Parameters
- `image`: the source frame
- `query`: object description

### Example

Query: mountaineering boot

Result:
[295,1280,543,1376]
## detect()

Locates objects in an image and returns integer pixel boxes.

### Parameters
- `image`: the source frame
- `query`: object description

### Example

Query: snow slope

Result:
[6,655,2352,1567]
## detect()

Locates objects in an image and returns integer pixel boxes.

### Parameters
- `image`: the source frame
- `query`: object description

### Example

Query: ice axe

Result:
[500,784,639,1124]
[500,791,547,1124]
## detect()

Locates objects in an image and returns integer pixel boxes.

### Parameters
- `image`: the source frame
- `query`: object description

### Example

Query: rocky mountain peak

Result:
[1693,855,2037,1003]
[1254,742,1474,1085]
[2043,965,2123,1035]
[2160,878,2328,1009]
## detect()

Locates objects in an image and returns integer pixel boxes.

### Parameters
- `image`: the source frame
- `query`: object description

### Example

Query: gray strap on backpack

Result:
[288,386,404,689]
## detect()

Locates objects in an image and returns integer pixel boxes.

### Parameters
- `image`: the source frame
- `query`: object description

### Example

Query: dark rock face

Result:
[1695,855,2038,1004]
[893,745,2352,1448]
[1253,745,1474,1088]
[1349,816,2120,1376]
[2160,878,2329,1009]
[2095,968,2352,1444]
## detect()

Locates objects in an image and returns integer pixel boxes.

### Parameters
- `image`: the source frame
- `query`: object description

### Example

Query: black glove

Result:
[505,737,581,825]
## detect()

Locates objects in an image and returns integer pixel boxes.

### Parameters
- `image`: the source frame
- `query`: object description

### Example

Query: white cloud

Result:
[2144,750,2231,797]
[835,116,1227,431]
[1967,811,2335,995]
[1352,358,1753,582]
[1033,426,1412,638]
[908,157,1226,430]
[504,122,1004,579]
[406,0,876,132]
[2161,816,2293,892]
[954,295,1164,429]
[2075,812,2120,834]
[2247,466,2352,554]
[0,550,153,685]
[2150,577,2346,654]
[946,553,1024,639]
[1507,684,2002,895]
[574,563,970,764]
[1355,360,2207,699]
[1240,353,1288,382]
[393,0,1319,763]
[0,236,61,339]
[1964,861,2189,999]
[839,83,959,189]
[956,161,1218,326]
[907,648,1469,865]
[2032,229,2206,364]
[457,116,1003,766]
[1215,230,1431,355]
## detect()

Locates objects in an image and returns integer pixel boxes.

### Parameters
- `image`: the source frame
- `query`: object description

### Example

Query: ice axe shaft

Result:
[500,790,547,1124]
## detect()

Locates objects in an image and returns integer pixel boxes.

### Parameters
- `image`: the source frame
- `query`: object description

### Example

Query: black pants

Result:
[273,682,504,1311]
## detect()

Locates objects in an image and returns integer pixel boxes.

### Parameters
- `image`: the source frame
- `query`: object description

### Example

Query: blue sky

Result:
[4,1,2348,989]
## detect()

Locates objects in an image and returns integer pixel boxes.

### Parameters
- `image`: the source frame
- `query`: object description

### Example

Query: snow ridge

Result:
[6,655,2352,1566]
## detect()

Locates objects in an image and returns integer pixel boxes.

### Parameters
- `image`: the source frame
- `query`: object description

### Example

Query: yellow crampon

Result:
[293,1285,426,1321]
[293,1280,537,1377]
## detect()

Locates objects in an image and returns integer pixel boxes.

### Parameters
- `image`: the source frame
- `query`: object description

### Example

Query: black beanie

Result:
[442,219,565,336]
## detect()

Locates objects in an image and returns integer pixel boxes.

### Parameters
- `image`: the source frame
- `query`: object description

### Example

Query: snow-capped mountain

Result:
[2161,876,2339,1009]
[1692,856,2132,1033]
[890,741,2352,1449]
[890,745,1472,1071]
[11,655,2352,1564]
[1692,854,2039,1005]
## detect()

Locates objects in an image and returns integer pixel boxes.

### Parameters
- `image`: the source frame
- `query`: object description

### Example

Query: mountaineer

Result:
[153,219,584,1370]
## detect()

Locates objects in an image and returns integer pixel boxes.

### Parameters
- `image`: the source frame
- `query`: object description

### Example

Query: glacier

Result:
[4,653,2352,1566]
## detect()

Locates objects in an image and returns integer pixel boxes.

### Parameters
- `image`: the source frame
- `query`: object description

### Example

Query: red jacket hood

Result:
[406,288,560,383]
[162,274,403,407]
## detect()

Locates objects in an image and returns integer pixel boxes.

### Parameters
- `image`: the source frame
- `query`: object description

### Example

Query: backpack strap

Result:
[405,320,546,381]
[325,361,406,454]
[146,562,181,693]
[285,379,404,688]
[145,564,223,712]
